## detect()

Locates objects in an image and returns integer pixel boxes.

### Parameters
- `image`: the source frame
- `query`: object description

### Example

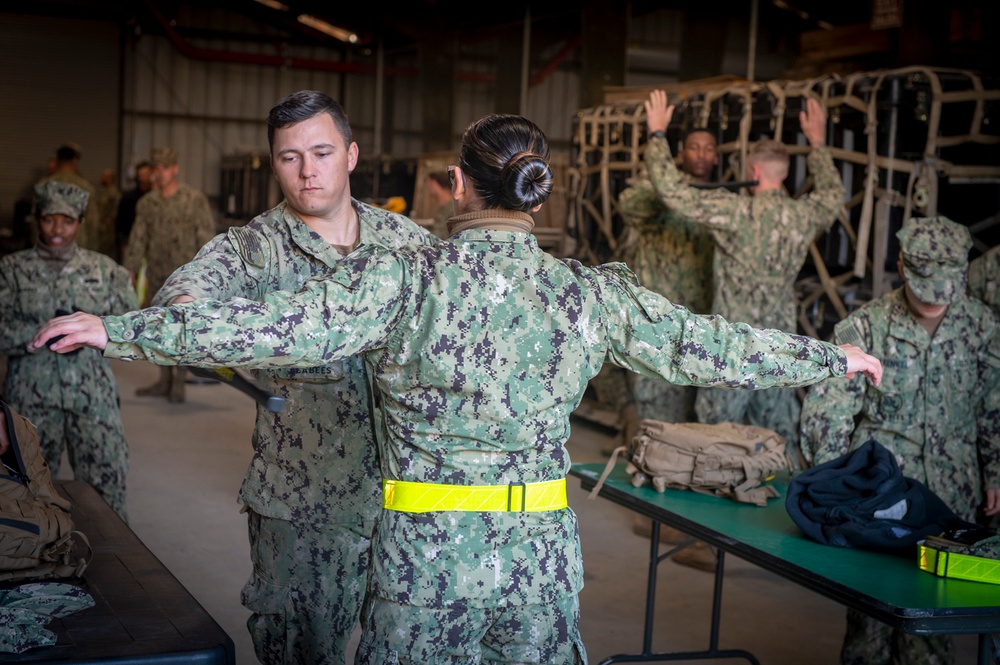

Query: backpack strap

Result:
[587,445,628,500]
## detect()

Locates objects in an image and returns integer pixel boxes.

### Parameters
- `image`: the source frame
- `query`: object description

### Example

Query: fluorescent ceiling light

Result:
[297,14,359,43]
[253,0,289,11]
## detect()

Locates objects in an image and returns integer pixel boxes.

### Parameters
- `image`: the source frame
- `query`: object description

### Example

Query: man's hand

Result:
[800,97,827,148]
[29,312,110,354]
[984,487,1000,517]
[645,89,674,135]
[839,344,882,386]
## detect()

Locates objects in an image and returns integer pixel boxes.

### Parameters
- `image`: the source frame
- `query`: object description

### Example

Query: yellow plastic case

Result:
[918,544,1000,585]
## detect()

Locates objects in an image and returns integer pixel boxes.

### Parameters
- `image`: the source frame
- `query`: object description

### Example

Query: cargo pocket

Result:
[240,570,290,657]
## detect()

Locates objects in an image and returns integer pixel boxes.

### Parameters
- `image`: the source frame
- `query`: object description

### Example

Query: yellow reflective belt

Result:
[383,478,567,513]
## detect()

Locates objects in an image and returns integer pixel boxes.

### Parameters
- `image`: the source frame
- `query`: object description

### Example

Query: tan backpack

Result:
[1,402,91,582]
[591,420,790,506]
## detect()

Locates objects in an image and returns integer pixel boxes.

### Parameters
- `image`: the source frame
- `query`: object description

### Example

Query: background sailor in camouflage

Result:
[801,216,1000,665]
[34,144,99,252]
[153,90,436,665]
[645,90,845,465]
[123,147,217,403]
[968,244,1000,314]
[0,181,137,520]
[616,127,716,431]
[94,168,121,259]
[33,114,882,665]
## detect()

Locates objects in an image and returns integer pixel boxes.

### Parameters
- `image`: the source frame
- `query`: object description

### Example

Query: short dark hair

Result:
[681,127,716,146]
[458,114,553,212]
[56,144,81,162]
[267,90,352,152]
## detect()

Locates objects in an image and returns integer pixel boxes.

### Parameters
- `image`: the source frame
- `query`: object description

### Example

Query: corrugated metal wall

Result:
[0,4,584,231]
[0,14,120,233]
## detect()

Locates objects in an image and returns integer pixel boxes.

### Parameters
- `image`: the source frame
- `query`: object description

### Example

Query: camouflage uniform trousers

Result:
[695,386,802,468]
[355,593,588,664]
[18,401,129,521]
[242,510,374,665]
[840,609,953,665]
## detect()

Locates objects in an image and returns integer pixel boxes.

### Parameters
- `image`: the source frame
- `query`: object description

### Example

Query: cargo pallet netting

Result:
[567,66,1000,339]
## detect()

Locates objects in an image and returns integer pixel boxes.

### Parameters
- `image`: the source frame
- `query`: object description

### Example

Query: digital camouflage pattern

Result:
[0,583,94,654]
[0,244,137,519]
[801,288,1000,521]
[802,217,1000,665]
[153,199,435,664]
[897,217,972,306]
[122,182,216,305]
[102,218,850,620]
[645,136,845,452]
[34,181,90,220]
[617,175,715,424]
[356,588,585,663]
[969,244,1000,314]
[35,172,99,251]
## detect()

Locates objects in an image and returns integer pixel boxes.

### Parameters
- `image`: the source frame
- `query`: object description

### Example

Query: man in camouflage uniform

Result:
[614,127,719,567]
[0,181,137,519]
[94,168,121,259]
[615,128,717,431]
[123,147,216,403]
[152,91,436,664]
[801,216,1000,665]
[33,113,884,664]
[644,89,845,465]
[969,244,1000,313]
[35,144,99,251]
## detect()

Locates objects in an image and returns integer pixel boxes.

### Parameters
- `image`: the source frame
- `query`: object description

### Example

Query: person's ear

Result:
[347,142,360,173]
[451,165,467,200]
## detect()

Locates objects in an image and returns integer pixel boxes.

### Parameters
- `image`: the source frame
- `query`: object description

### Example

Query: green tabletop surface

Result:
[571,462,1000,635]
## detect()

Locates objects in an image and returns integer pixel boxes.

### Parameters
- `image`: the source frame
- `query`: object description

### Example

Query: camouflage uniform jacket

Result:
[968,245,1000,314]
[801,288,1000,520]
[152,199,436,524]
[646,136,845,330]
[617,176,714,314]
[122,183,216,300]
[36,172,99,252]
[101,217,849,608]
[0,244,138,414]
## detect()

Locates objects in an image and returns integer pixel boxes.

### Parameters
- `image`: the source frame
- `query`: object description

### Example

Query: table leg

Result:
[598,519,760,664]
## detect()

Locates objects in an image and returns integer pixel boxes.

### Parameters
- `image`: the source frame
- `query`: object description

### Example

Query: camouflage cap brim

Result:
[34,181,89,221]
[902,264,966,305]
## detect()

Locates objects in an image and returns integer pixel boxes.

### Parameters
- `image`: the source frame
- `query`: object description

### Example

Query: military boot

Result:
[168,367,186,403]
[136,366,171,397]
[671,540,718,573]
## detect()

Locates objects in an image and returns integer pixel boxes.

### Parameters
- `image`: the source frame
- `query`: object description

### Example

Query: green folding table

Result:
[571,462,999,665]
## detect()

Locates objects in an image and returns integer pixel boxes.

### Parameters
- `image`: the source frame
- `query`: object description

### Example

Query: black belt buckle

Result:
[507,482,527,512]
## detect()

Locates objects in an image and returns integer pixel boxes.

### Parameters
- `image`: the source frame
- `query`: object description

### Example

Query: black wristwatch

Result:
[649,130,666,139]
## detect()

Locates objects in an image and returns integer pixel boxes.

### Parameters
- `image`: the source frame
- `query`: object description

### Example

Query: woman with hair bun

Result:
[34,114,882,664]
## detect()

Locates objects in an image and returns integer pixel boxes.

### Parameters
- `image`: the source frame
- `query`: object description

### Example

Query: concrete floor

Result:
[53,357,980,665]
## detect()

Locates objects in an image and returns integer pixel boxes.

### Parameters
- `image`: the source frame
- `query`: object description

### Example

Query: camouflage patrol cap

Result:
[151,147,178,166]
[896,216,971,305]
[33,181,89,221]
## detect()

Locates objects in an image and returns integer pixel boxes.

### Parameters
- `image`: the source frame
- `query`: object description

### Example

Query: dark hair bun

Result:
[499,152,553,211]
